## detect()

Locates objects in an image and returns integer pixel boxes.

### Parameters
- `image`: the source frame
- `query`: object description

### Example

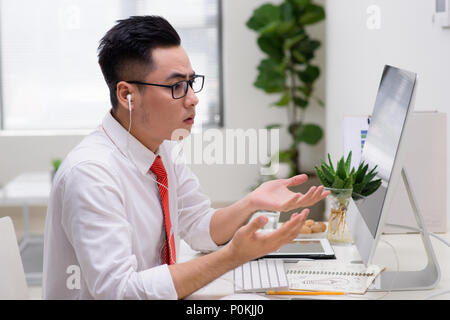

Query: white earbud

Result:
[127,94,132,111]
[126,94,132,134]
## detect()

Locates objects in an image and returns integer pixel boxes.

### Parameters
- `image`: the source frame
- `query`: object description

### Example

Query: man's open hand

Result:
[248,174,330,212]
[225,209,310,263]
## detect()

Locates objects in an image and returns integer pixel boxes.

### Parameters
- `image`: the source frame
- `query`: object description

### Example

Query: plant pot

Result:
[325,187,353,244]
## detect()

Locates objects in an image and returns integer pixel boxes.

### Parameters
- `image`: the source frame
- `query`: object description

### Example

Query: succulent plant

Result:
[315,151,381,200]
[315,152,353,190]
[351,160,382,200]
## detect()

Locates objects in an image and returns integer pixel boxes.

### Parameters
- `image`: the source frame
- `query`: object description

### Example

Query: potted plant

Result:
[51,158,62,182]
[246,0,325,178]
[315,151,382,243]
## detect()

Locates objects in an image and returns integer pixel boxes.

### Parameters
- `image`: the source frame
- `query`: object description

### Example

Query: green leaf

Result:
[257,34,284,62]
[362,179,382,196]
[292,0,312,8]
[353,162,364,183]
[254,58,286,93]
[327,153,335,174]
[291,50,307,64]
[350,161,381,198]
[332,175,345,189]
[355,163,369,184]
[342,175,353,189]
[315,166,331,187]
[293,96,308,108]
[298,86,312,97]
[293,39,321,61]
[349,167,356,181]
[299,4,325,25]
[280,1,294,22]
[293,123,323,145]
[274,92,290,106]
[352,182,364,195]
[336,157,346,180]
[258,21,281,35]
[321,163,335,186]
[362,171,378,185]
[246,4,281,32]
[320,158,331,171]
[283,33,306,51]
[344,151,352,175]
[298,64,321,83]
[366,165,378,179]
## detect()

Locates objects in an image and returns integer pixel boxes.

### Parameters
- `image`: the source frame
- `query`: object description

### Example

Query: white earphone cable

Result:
[126,95,179,265]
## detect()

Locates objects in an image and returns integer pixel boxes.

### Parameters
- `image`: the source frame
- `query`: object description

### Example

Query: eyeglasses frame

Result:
[124,75,205,100]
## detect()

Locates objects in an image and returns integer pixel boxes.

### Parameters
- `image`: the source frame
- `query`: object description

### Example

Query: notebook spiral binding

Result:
[287,270,375,277]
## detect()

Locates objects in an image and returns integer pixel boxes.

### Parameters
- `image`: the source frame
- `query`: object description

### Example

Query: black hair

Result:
[98,15,181,111]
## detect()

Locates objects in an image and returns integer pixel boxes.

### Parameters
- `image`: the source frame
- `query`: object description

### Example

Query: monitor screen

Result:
[355,65,417,238]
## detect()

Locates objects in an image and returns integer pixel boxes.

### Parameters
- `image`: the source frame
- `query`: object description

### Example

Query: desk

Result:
[0,171,51,286]
[181,228,450,300]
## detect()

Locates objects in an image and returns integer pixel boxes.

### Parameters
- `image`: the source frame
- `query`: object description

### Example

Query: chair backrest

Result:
[0,216,29,299]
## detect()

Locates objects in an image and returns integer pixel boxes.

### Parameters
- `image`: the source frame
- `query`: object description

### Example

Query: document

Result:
[286,260,384,294]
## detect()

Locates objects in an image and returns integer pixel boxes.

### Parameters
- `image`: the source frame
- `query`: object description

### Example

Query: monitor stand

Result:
[369,168,441,291]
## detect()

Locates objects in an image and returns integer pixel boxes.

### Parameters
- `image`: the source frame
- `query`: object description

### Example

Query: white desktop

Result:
[346,65,440,291]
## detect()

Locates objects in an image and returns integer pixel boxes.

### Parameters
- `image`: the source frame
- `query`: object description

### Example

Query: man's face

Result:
[133,45,199,143]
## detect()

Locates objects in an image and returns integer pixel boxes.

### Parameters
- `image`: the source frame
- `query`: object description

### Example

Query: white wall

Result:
[325,0,450,219]
[0,132,86,185]
[0,0,326,204]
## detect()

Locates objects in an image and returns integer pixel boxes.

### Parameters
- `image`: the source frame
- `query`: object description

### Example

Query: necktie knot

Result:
[150,155,167,181]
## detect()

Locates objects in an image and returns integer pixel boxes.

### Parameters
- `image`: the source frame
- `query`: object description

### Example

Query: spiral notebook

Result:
[286,261,385,294]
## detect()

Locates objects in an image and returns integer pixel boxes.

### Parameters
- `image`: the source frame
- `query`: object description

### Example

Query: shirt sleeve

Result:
[61,161,178,300]
[172,152,222,253]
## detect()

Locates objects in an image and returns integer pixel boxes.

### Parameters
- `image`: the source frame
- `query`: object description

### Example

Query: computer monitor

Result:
[346,65,440,290]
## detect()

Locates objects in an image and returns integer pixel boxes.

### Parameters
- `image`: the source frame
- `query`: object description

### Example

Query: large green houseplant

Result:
[247,0,325,177]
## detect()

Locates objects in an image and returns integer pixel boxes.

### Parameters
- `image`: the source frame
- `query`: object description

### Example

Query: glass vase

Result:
[325,187,353,244]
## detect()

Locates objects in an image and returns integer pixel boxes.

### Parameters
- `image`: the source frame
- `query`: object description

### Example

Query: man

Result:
[43,15,329,300]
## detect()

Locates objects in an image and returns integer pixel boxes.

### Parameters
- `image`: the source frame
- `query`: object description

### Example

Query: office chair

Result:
[0,216,29,299]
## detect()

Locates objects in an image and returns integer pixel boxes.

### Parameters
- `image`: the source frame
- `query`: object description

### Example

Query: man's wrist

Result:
[241,192,258,215]
[220,241,244,269]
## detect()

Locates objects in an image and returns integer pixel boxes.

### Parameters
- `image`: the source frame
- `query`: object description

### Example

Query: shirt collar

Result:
[102,110,158,176]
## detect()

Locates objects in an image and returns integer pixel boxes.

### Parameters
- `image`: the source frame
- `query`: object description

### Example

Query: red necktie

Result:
[150,155,176,265]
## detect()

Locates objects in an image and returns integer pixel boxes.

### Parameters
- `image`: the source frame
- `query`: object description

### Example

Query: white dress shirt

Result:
[43,111,220,300]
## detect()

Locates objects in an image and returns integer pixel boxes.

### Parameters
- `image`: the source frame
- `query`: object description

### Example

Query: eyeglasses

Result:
[125,75,205,99]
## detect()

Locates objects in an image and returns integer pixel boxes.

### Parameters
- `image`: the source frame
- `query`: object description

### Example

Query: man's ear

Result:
[116,81,134,111]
